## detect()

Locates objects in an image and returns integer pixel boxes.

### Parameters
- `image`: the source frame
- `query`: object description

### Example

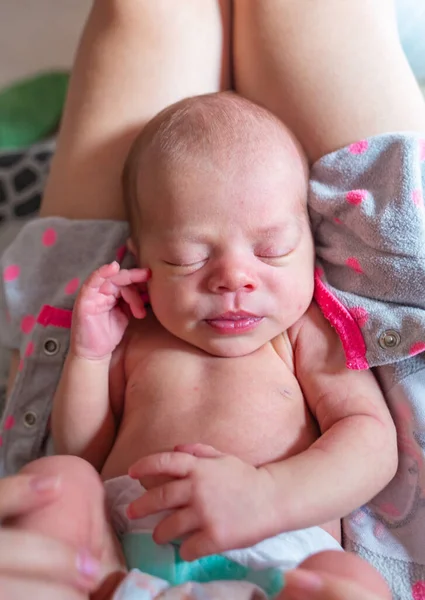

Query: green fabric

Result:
[122,532,283,597]
[0,71,69,150]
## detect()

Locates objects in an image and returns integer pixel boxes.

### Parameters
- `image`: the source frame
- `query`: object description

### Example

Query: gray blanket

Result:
[0,139,54,413]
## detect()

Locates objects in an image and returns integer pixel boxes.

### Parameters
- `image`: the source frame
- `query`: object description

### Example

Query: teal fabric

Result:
[122,533,283,597]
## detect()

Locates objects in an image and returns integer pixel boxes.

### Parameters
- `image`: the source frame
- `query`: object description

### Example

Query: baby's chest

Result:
[126,327,299,407]
[122,327,316,462]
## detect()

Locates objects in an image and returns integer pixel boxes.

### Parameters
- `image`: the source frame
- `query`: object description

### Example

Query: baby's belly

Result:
[101,343,319,481]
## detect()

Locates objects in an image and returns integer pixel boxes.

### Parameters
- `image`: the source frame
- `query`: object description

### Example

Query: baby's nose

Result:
[208,263,258,293]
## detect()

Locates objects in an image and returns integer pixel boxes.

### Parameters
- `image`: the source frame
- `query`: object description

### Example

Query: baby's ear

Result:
[126,237,137,257]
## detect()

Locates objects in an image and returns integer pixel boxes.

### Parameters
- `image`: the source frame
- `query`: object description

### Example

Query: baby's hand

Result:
[71,262,150,360]
[127,444,278,561]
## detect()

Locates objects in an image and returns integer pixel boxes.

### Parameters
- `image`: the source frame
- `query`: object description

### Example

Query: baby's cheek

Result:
[294,275,315,316]
[149,278,184,317]
[274,266,313,316]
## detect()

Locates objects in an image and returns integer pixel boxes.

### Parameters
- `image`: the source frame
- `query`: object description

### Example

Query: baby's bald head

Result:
[122,92,308,243]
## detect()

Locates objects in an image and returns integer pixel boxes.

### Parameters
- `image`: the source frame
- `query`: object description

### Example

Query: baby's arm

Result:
[51,262,149,471]
[265,302,398,531]
[52,346,121,471]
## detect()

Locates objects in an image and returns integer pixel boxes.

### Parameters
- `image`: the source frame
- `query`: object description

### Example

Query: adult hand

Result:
[280,551,391,600]
[0,473,108,599]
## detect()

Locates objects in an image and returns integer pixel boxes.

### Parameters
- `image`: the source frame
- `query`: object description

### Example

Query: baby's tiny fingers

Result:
[108,268,151,287]
[175,444,223,459]
[127,479,191,520]
[179,529,218,562]
[84,262,120,291]
[153,507,199,546]
[121,285,146,319]
[128,268,152,283]
[129,452,195,480]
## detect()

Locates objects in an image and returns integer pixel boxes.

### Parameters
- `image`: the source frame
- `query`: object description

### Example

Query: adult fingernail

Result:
[284,570,323,599]
[30,475,61,492]
[76,550,102,579]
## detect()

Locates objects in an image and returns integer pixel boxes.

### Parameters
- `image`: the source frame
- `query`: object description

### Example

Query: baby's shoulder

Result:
[287,300,347,368]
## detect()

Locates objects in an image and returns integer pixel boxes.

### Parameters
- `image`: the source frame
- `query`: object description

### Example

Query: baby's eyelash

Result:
[255,249,291,259]
[163,259,206,268]
[256,252,285,258]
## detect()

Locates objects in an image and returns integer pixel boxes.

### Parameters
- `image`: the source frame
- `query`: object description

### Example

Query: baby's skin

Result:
[52,93,397,563]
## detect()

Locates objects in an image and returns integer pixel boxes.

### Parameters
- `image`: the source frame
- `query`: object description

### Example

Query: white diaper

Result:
[105,475,342,574]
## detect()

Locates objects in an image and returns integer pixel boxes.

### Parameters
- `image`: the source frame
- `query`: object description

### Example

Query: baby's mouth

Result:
[204,311,263,334]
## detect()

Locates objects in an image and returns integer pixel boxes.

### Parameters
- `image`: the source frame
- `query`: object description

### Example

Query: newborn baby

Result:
[47,92,396,596]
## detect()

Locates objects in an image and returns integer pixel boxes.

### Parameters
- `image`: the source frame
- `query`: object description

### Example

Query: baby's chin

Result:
[192,334,270,358]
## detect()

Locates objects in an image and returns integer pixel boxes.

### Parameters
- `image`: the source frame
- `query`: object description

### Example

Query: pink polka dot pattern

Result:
[346,257,363,274]
[3,264,20,282]
[373,522,385,540]
[116,245,127,262]
[409,342,425,357]
[413,189,423,206]
[315,267,324,279]
[42,228,57,247]
[346,189,368,205]
[420,139,425,161]
[348,140,369,155]
[25,341,35,357]
[379,502,400,517]
[351,510,365,524]
[20,314,36,334]
[4,415,15,430]
[412,581,425,600]
[65,277,80,295]
[349,306,369,327]
[334,217,342,224]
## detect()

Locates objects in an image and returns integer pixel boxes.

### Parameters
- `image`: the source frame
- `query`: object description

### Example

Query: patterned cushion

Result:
[0,139,55,223]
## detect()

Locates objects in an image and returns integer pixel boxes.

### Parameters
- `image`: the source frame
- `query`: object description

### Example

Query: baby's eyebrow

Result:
[161,231,208,245]
[162,220,302,244]
[254,222,299,238]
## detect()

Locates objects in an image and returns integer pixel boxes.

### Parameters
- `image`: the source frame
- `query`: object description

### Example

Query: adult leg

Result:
[41,0,231,220]
[233,0,425,163]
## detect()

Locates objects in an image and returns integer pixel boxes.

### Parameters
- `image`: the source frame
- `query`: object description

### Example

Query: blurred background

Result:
[396,0,425,84]
[0,0,90,89]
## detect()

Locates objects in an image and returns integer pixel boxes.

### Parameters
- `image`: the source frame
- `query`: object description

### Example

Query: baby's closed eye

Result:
[254,244,295,264]
[162,257,208,273]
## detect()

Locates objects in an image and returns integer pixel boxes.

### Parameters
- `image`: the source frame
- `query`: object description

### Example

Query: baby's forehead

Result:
[125,93,308,234]
[151,204,306,247]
